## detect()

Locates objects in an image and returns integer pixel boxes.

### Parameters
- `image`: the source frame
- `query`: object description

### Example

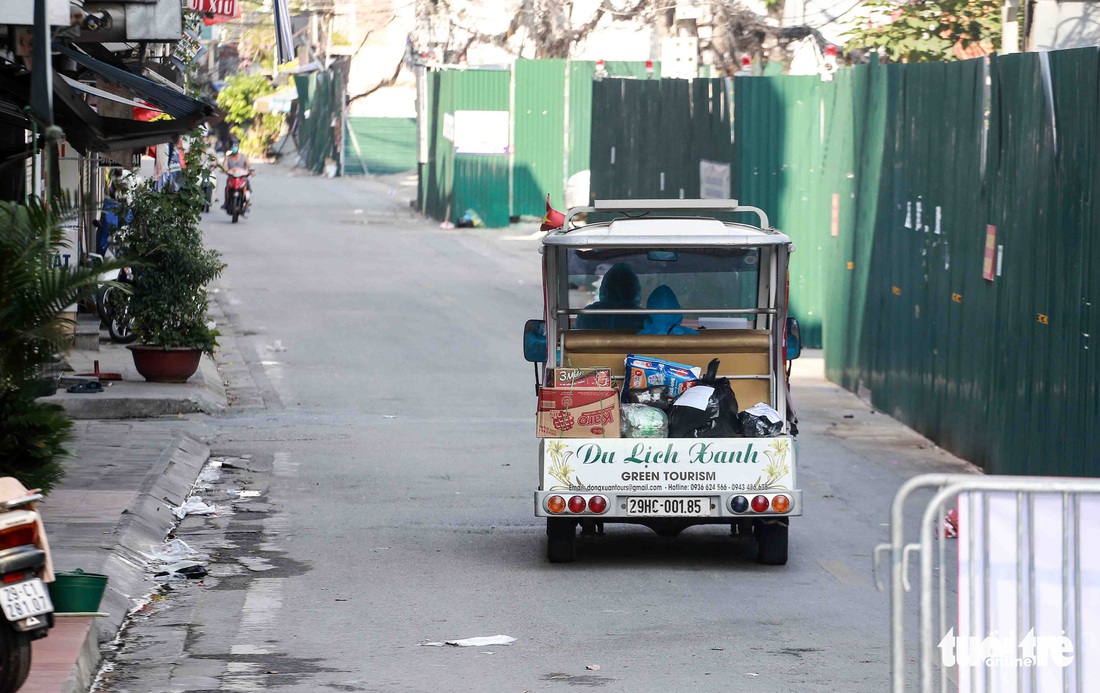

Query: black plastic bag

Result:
[738,402,784,438]
[668,359,741,438]
[624,385,674,412]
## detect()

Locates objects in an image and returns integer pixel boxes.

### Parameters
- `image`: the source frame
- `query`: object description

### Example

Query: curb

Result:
[47,354,227,420]
[62,433,210,693]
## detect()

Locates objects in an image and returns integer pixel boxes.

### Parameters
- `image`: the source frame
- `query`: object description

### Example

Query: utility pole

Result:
[1001,0,1021,53]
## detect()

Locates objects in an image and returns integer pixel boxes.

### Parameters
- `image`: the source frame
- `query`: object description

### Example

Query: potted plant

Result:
[116,137,225,383]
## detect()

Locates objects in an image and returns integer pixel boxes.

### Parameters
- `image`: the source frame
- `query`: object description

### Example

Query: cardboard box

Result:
[547,367,614,389]
[536,387,621,438]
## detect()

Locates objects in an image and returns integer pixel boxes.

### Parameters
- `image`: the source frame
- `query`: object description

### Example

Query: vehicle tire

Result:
[546,518,576,564]
[755,520,789,565]
[232,208,239,223]
[95,284,111,323]
[101,285,136,344]
[0,624,32,693]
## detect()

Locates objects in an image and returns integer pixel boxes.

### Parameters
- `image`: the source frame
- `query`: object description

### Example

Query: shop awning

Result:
[0,67,207,153]
[53,43,214,121]
[58,73,160,112]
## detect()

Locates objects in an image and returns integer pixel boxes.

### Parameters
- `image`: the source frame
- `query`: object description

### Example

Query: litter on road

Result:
[172,496,218,519]
[143,538,201,563]
[420,635,517,647]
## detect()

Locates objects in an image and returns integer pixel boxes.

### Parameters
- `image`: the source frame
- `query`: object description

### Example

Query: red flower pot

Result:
[127,345,203,383]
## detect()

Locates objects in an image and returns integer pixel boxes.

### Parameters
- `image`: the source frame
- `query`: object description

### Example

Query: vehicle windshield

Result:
[566,247,761,331]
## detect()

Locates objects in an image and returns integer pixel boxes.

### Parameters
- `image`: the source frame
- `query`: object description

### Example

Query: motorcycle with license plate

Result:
[225,167,253,223]
[0,478,55,693]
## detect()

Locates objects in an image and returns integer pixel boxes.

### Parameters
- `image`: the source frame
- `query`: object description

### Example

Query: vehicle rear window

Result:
[567,248,760,329]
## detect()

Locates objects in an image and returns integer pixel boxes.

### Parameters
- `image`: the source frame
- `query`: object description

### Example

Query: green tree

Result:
[115,135,225,353]
[0,199,123,492]
[216,73,283,157]
[217,73,274,127]
[844,0,1001,63]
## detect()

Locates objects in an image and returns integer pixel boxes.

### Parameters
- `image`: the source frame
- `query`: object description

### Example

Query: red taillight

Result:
[751,495,770,513]
[2,572,31,585]
[0,525,36,551]
[588,496,608,514]
[568,496,587,514]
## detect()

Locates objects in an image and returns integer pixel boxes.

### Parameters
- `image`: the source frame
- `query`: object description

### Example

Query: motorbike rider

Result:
[222,140,252,211]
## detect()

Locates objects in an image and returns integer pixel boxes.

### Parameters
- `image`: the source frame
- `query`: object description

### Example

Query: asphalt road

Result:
[97,166,976,693]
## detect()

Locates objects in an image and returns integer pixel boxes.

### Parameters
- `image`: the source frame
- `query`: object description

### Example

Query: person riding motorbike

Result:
[222,142,252,212]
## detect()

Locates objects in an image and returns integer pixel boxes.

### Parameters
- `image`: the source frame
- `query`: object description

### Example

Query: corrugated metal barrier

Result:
[420,61,657,227]
[589,76,732,203]
[344,117,417,176]
[292,68,346,174]
[586,50,1099,476]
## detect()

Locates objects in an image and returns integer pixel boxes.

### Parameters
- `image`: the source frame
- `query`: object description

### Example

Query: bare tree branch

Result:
[346,57,404,105]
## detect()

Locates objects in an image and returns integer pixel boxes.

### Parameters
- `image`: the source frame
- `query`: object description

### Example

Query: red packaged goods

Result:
[536,387,621,438]
[547,367,614,389]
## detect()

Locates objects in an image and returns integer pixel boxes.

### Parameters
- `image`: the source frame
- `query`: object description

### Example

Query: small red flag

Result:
[540,194,565,231]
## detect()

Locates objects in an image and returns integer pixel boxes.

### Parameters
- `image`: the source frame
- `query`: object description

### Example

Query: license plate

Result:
[0,579,52,621]
[626,497,710,516]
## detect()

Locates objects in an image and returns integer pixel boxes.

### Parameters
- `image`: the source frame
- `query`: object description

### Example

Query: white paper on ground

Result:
[172,496,217,519]
[142,538,200,563]
[420,635,517,647]
[673,386,713,411]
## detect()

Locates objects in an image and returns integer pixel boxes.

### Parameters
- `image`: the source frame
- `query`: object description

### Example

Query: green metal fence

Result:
[586,52,1099,476]
[589,76,732,203]
[293,68,346,174]
[421,61,658,226]
[421,69,512,228]
[344,117,417,176]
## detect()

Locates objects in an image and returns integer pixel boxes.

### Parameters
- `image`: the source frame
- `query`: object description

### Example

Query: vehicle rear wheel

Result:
[232,209,239,223]
[755,519,789,565]
[101,285,136,344]
[0,623,32,693]
[546,518,576,563]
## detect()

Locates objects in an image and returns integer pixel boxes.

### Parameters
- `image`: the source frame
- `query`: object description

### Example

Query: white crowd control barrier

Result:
[874,474,1100,693]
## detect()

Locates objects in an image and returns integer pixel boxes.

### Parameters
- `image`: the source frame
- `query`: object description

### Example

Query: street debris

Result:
[746,672,760,677]
[586,664,601,671]
[237,490,261,499]
[420,635,517,647]
[154,561,208,581]
[197,467,221,488]
[264,340,287,352]
[172,496,218,519]
[143,539,200,564]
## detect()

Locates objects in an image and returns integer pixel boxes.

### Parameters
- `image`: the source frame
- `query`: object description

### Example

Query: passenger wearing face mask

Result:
[575,263,645,331]
[638,285,698,335]
[222,141,252,211]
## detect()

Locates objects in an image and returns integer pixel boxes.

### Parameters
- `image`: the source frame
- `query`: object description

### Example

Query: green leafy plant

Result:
[0,198,121,493]
[217,74,284,157]
[845,0,1001,63]
[115,135,225,353]
[233,113,284,160]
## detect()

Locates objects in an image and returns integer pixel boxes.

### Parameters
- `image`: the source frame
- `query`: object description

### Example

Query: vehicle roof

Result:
[542,217,792,248]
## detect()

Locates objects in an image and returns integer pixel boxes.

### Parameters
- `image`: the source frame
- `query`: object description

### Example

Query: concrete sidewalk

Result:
[39,335,226,420]
[20,321,229,692]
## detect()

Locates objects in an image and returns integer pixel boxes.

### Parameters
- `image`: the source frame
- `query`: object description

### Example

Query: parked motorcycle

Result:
[225,167,252,223]
[0,478,54,693]
[95,265,135,344]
